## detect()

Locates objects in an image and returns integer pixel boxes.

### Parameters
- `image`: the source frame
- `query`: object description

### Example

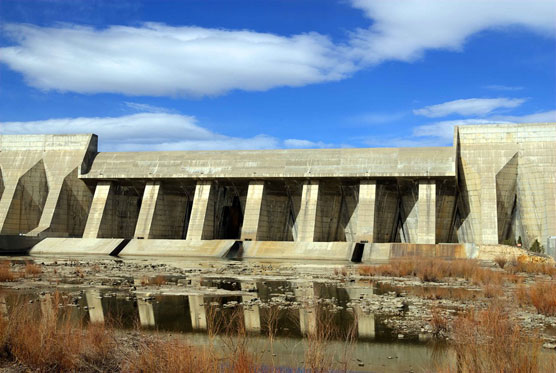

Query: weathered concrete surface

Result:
[30,237,124,255]
[241,181,264,241]
[81,147,456,179]
[456,123,556,247]
[2,124,555,258]
[361,243,476,263]
[119,239,236,257]
[0,134,96,237]
[242,241,355,261]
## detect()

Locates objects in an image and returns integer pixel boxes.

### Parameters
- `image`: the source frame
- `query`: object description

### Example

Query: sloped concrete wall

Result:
[457,123,556,247]
[0,134,97,237]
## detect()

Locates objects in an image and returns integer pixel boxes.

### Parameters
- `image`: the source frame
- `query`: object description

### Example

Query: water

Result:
[1,257,456,371]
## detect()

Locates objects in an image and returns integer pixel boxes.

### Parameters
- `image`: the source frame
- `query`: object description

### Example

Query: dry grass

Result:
[430,307,448,337]
[494,256,508,269]
[507,260,556,277]
[0,292,117,372]
[152,275,167,286]
[123,337,218,373]
[358,257,505,285]
[0,262,16,282]
[24,262,42,277]
[450,302,545,373]
[516,282,556,316]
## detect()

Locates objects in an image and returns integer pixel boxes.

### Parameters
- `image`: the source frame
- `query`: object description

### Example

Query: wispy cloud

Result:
[413,98,526,118]
[0,112,335,151]
[0,1,554,97]
[484,84,524,91]
[348,111,406,125]
[124,102,175,114]
[411,110,556,144]
[360,110,555,148]
[283,139,332,148]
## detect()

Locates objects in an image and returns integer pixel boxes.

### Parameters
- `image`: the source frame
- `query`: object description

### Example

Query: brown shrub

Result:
[451,303,542,372]
[430,308,448,337]
[358,257,505,286]
[24,262,42,277]
[152,275,167,286]
[0,262,16,282]
[0,292,117,371]
[124,337,217,373]
[494,256,508,269]
[528,282,556,316]
[508,260,556,277]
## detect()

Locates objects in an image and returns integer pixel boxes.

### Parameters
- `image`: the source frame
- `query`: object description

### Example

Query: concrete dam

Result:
[0,123,554,261]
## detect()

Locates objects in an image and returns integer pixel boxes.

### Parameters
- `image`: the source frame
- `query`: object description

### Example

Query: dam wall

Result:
[1,123,554,259]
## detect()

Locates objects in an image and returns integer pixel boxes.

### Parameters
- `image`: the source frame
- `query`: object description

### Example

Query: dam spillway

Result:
[0,123,554,260]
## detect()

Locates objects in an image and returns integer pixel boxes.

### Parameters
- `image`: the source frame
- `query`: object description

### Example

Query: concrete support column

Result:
[417,179,436,244]
[480,175,499,244]
[82,181,112,238]
[241,181,264,241]
[355,180,376,243]
[295,181,319,242]
[186,181,214,240]
[134,181,161,238]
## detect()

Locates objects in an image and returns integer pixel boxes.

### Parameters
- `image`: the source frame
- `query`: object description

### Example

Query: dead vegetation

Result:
[0,292,118,372]
[358,257,506,285]
[449,302,551,372]
[0,262,16,282]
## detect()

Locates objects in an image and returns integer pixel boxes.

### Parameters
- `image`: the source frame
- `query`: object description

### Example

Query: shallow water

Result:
[1,256,458,372]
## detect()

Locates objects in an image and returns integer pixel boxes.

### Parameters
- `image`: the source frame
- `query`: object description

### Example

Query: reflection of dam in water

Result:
[1,123,554,259]
[78,280,384,341]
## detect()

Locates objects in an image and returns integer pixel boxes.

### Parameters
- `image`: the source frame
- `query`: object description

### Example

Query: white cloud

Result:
[124,102,174,113]
[0,112,337,151]
[491,110,556,123]
[362,110,555,147]
[413,98,526,118]
[413,119,509,142]
[412,110,556,143]
[484,85,524,91]
[283,139,330,148]
[349,0,555,64]
[348,112,406,125]
[0,23,353,96]
[0,1,554,96]
[0,113,271,151]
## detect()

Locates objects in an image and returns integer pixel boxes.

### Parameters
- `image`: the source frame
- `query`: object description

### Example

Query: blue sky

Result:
[0,0,554,151]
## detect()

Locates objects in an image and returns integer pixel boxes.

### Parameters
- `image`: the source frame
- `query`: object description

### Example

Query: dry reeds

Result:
[507,260,556,277]
[358,257,505,285]
[494,256,508,269]
[24,262,42,277]
[451,302,543,372]
[124,337,217,373]
[0,262,16,282]
[516,282,556,316]
[0,292,117,371]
